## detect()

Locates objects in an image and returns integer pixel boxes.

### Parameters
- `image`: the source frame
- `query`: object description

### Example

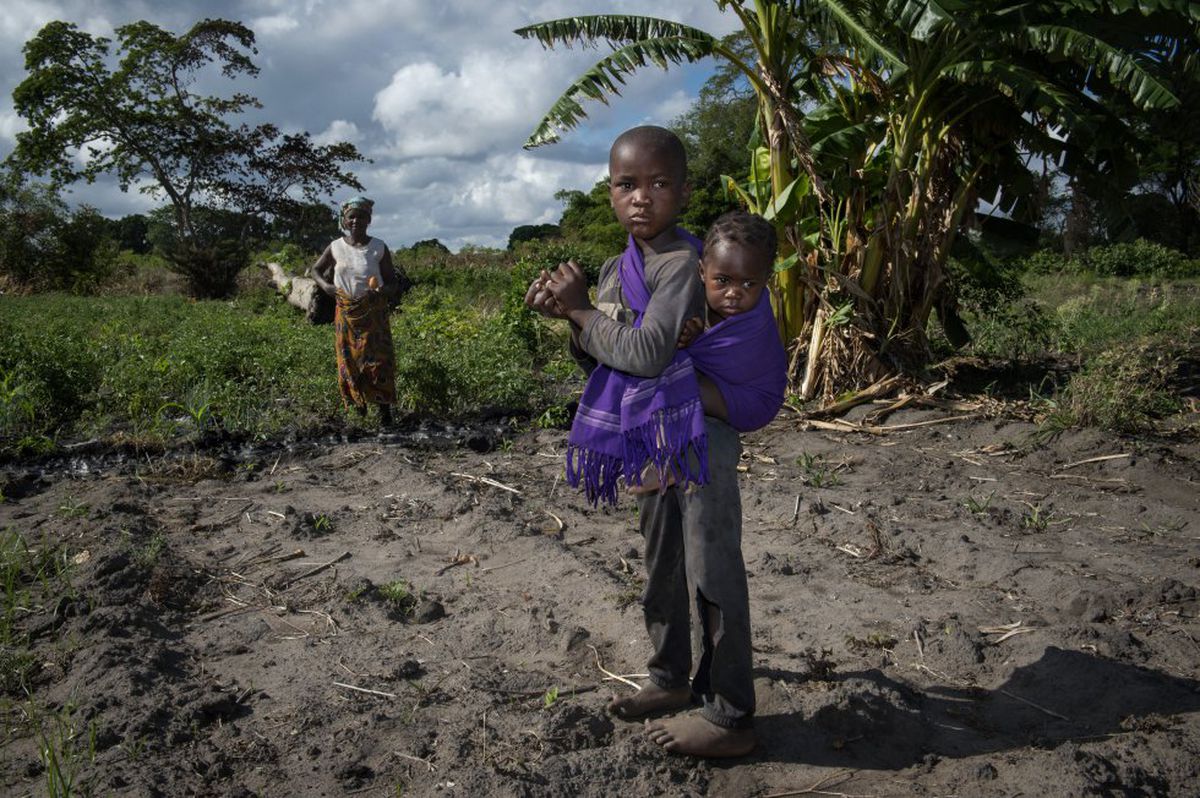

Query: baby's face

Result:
[700,241,770,320]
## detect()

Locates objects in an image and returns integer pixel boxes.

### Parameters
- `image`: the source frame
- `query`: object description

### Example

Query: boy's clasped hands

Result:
[525,260,588,320]
[527,260,706,351]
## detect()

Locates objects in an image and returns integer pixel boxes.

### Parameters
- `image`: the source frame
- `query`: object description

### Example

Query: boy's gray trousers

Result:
[636,417,754,728]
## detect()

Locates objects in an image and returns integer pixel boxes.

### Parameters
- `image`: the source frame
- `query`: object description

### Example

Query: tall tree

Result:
[7,19,366,297]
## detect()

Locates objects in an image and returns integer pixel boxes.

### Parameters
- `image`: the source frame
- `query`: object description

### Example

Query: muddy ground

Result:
[2,403,1199,797]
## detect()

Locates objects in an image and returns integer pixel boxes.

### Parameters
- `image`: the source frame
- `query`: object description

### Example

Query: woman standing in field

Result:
[311,196,402,426]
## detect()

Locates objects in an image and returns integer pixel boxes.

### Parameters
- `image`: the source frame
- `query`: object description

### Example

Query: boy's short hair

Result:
[704,211,777,273]
[610,125,688,181]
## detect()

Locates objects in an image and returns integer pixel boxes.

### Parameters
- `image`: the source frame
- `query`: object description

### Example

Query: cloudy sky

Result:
[0,1,740,250]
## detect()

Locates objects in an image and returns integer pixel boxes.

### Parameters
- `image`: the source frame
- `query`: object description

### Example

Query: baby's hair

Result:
[610,125,688,181]
[704,210,777,274]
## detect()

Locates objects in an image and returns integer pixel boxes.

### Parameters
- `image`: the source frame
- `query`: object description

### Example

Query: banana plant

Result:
[516,1,1198,400]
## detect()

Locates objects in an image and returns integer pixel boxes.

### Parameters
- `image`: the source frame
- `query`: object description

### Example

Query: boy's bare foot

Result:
[645,713,756,758]
[608,683,692,720]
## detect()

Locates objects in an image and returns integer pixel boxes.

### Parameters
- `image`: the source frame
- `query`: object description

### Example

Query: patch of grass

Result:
[55,497,89,520]
[845,631,898,655]
[379,579,417,615]
[534,404,570,430]
[2,529,74,648]
[1020,502,1056,532]
[797,453,840,488]
[0,645,37,694]
[30,698,96,798]
[610,563,646,609]
[1059,339,1186,433]
[133,533,167,568]
[963,492,994,514]
[541,686,560,709]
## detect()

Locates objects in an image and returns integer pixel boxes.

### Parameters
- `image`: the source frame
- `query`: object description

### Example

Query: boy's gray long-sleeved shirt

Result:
[572,238,705,377]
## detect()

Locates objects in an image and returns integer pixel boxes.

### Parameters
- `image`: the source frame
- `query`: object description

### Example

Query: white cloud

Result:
[0,108,27,144]
[359,152,603,249]
[249,13,299,36]
[372,47,579,159]
[314,119,359,146]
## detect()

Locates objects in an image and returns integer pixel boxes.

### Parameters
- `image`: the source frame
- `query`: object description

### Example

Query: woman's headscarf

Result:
[341,196,374,217]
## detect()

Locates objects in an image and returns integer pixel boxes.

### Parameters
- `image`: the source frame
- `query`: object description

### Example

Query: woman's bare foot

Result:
[645,713,756,758]
[608,682,692,720]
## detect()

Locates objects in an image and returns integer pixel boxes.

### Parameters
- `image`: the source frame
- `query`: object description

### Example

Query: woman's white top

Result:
[331,236,386,299]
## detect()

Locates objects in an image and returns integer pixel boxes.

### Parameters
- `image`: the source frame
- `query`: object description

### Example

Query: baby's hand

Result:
[677,316,704,348]
[367,275,380,292]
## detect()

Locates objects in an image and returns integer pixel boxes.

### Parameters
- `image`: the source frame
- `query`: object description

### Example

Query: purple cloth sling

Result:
[566,231,787,506]
[687,291,788,434]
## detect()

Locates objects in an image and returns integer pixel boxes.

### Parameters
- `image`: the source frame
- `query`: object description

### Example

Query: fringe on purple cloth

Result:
[565,406,710,507]
[622,399,709,489]
[565,444,623,507]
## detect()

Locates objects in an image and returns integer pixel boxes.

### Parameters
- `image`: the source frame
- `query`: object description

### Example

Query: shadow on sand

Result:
[752,646,1200,768]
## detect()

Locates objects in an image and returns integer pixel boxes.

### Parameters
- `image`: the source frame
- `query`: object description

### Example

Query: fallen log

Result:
[262,261,333,324]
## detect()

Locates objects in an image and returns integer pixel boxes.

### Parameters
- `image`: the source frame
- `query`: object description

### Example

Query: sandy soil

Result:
[2,405,1198,797]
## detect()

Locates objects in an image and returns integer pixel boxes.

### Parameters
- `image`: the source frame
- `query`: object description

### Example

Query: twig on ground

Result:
[437,551,478,576]
[806,414,975,436]
[451,472,521,494]
[480,683,599,698]
[999,688,1068,720]
[393,751,436,773]
[1048,474,1130,486]
[281,551,351,588]
[247,549,305,568]
[1056,453,1131,471]
[763,769,873,798]
[194,502,254,531]
[480,557,528,574]
[333,681,397,699]
[835,544,864,558]
[588,644,642,691]
[168,496,258,502]
[297,609,339,636]
[791,495,801,525]
[979,620,1035,643]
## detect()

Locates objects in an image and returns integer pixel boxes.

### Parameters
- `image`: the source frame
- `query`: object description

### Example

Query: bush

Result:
[1050,279,1199,357]
[1080,240,1197,278]
[1021,241,1198,278]
[0,179,120,293]
[1061,338,1185,432]
[1021,249,1072,275]
[946,254,1056,360]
